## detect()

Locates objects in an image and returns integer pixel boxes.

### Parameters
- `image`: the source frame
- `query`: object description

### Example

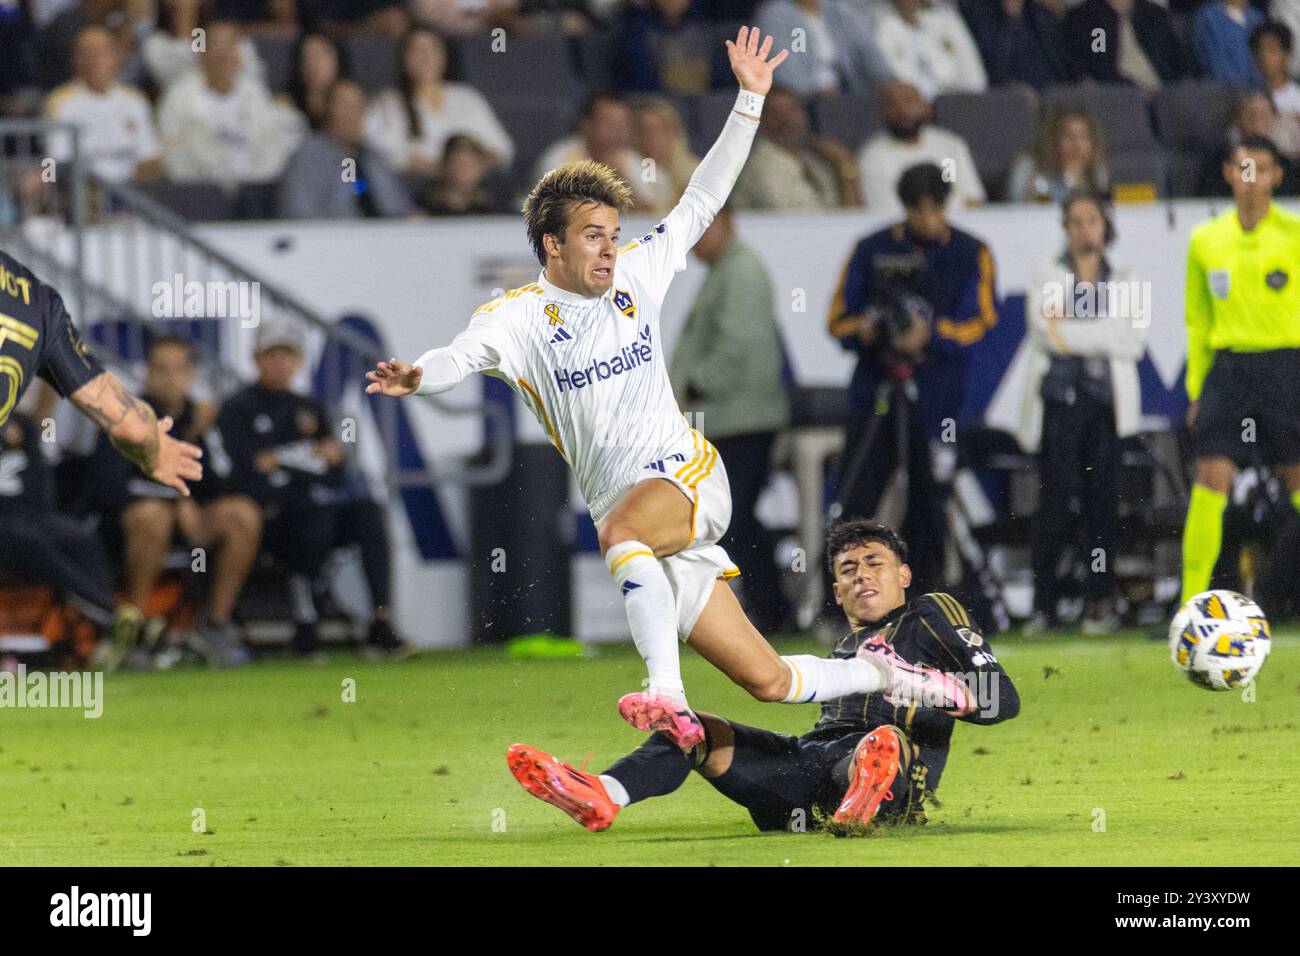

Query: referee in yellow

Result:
[1183,133,1300,615]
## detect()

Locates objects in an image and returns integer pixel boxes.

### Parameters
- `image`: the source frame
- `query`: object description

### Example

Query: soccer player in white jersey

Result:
[366,27,971,748]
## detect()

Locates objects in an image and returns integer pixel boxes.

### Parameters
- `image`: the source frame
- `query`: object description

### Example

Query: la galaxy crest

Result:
[612,289,635,319]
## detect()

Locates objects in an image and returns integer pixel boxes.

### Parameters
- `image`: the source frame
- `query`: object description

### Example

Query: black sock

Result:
[601,733,694,805]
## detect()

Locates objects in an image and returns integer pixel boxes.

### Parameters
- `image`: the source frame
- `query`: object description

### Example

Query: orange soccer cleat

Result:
[506,743,619,833]
[832,726,904,825]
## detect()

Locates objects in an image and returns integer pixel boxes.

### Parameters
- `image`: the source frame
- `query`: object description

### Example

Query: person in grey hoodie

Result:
[279,79,416,220]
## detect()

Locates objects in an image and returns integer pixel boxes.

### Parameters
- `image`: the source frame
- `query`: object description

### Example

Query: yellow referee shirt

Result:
[1185,203,1300,400]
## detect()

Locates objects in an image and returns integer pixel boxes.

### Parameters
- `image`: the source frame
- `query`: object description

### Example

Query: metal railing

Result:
[0,119,511,493]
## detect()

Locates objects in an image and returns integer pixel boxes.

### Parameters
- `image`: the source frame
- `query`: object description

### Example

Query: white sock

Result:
[780,654,889,704]
[605,540,685,700]
[599,774,631,807]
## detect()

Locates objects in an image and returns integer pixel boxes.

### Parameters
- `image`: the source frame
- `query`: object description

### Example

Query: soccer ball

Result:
[1168,590,1271,691]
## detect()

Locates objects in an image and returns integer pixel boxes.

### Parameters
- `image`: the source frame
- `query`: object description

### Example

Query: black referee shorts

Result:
[1195,349,1300,466]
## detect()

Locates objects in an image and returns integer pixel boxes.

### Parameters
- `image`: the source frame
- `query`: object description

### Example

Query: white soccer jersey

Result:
[414,106,760,522]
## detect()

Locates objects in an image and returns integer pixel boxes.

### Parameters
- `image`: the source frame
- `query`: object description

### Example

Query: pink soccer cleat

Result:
[858,637,975,716]
[617,691,706,750]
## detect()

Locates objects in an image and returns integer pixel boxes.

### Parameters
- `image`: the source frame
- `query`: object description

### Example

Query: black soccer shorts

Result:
[703,722,923,831]
[1194,349,1300,466]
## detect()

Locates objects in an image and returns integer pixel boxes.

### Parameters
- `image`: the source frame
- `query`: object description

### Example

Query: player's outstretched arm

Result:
[725,24,788,102]
[365,357,424,397]
[71,370,204,496]
[655,27,787,256]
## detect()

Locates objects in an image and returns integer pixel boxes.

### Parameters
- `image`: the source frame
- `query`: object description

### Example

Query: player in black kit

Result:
[0,250,203,661]
[507,518,1021,832]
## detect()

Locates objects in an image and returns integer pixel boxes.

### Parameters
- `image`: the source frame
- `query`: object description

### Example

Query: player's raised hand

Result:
[151,416,204,497]
[365,357,423,397]
[725,25,788,97]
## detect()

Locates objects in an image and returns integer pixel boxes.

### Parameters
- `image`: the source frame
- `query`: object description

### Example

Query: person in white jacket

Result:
[874,0,988,101]
[157,21,289,189]
[1018,193,1148,634]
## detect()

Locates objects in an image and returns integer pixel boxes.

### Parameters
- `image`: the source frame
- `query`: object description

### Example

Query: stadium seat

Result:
[933,88,1037,201]
[345,30,401,94]
[1152,82,1237,198]
[457,32,584,101]
[1108,150,1169,199]
[489,94,581,189]
[810,92,880,154]
[135,180,236,221]
[1042,84,1159,153]
[1152,81,1236,152]
[571,32,616,90]
[252,34,295,96]
[686,91,739,157]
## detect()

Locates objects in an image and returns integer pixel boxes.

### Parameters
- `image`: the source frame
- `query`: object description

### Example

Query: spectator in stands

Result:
[275,30,346,157]
[0,0,36,101]
[36,0,144,91]
[534,92,659,209]
[0,411,126,657]
[616,0,721,94]
[753,0,889,96]
[1270,0,1300,77]
[410,0,504,35]
[731,85,861,209]
[826,162,998,595]
[143,0,267,92]
[1007,105,1110,203]
[669,204,794,633]
[1251,22,1300,159]
[962,0,1072,91]
[416,133,508,214]
[1191,0,1263,87]
[874,0,988,101]
[211,322,406,658]
[303,0,410,37]
[1195,91,1300,193]
[857,80,985,216]
[45,26,163,183]
[365,27,514,180]
[1063,0,1188,92]
[1018,193,1147,635]
[285,31,344,133]
[158,20,290,189]
[210,0,299,32]
[85,335,261,666]
[631,95,699,215]
[279,79,416,219]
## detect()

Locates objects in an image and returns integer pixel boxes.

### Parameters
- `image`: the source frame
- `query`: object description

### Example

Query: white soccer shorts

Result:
[634,429,739,642]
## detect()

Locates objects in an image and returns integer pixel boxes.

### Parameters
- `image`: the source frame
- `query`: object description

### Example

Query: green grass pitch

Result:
[2,632,1297,866]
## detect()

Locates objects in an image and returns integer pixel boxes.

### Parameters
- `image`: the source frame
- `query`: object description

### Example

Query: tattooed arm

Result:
[70,371,204,496]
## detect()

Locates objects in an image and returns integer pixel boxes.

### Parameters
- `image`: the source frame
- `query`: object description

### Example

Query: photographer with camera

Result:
[826,162,999,596]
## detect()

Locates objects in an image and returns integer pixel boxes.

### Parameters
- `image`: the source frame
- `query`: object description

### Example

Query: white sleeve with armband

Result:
[629,89,764,304]
[412,313,507,396]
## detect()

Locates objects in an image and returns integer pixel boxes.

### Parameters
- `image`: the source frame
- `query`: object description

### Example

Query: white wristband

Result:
[734,89,765,119]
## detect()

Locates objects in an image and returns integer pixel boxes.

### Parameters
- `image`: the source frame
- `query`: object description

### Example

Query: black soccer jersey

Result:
[805,592,1020,796]
[0,250,104,427]
[209,383,344,510]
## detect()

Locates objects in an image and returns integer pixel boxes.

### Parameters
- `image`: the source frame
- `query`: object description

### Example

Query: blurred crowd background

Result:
[2,0,1297,670]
